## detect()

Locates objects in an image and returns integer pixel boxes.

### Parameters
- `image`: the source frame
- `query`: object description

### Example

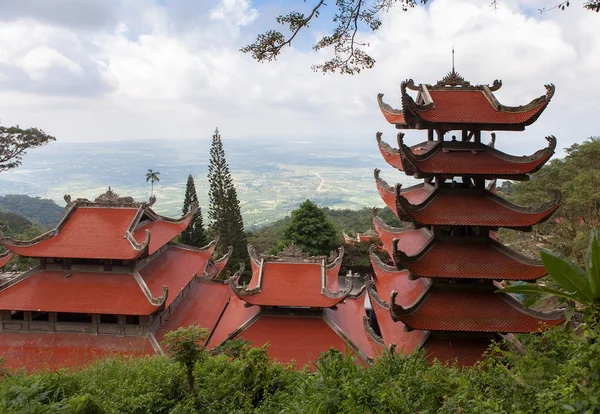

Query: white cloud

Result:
[0,0,596,157]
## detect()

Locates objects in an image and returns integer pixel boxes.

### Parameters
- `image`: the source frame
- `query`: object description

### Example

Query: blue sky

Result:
[0,0,598,158]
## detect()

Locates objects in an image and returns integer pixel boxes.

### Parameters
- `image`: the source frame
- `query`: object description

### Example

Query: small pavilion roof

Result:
[374,169,432,216]
[378,72,554,131]
[229,244,351,308]
[1,188,197,260]
[372,215,431,259]
[392,236,547,281]
[0,332,155,372]
[377,132,556,179]
[395,186,560,229]
[388,282,564,333]
[203,246,233,279]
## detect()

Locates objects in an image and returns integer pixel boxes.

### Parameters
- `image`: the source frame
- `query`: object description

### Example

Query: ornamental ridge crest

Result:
[95,186,135,204]
[432,69,471,88]
[278,242,308,259]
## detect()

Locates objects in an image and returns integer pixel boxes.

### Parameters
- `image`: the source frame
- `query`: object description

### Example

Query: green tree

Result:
[242,0,597,74]
[145,169,160,197]
[0,124,56,172]
[498,229,600,322]
[165,325,208,394]
[284,199,337,256]
[207,127,249,273]
[180,175,207,247]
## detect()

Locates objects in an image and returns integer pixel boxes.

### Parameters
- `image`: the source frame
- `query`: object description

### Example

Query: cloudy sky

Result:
[0,0,598,156]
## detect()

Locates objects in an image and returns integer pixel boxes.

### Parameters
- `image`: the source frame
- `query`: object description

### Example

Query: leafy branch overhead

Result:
[242,0,599,74]
[0,125,56,173]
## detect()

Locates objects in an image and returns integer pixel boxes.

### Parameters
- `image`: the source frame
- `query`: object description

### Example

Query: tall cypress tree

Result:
[180,174,207,247]
[207,128,249,273]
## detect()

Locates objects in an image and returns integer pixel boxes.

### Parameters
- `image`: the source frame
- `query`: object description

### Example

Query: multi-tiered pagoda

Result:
[0,188,230,371]
[366,70,565,365]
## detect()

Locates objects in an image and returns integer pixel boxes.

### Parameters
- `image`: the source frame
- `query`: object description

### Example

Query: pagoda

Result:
[0,188,230,371]
[366,70,565,365]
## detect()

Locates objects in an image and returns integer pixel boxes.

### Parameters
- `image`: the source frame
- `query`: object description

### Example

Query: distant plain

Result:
[0,137,419,229]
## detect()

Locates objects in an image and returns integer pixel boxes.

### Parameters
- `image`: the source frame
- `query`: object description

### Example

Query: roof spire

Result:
[452,46,455,73]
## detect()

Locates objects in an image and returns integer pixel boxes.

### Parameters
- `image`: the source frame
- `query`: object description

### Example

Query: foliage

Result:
[0,194,64,228]
[145,169,160,197]
[165,325,208,393]
[283,199,337,256]
[180,174,207,247]
[509,137,600,264]
[499,229,600,321]
[0,323,598,413]
[243,0,597,74]
[0,124,56,173]
[207,127,249,274]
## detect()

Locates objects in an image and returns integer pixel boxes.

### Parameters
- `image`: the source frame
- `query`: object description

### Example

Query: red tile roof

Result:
[140,245,214,308]
[372,216,431,260]
[374,169,432,215]
[399,138,555,178]
[207,293,260,348]
[239,315,350,369]
[424,336,493,367]
[391,287,564,333]
[0,332,154,372]
[368,293,427,355]
[323,291,382,360]
[0,270,157,315]
[2,207,143,260]
[419,90,547,125]
[134,217,192,255]
[0,251,13,269]
[155,280,230,347]
[232,261,347,308]
[395,237,547,281]
[397,188,559,228]
[370,255,429,307]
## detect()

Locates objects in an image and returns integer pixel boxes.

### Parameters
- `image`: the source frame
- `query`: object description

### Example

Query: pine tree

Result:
[180,174,207,247]
[207,128,249,273]
[284,199,338,256]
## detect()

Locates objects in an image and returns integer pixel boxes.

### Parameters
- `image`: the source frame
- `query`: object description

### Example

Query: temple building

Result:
[156,243,381,368]
[0,188,230,371]
[343,229,376,244]
[367,70,564,365]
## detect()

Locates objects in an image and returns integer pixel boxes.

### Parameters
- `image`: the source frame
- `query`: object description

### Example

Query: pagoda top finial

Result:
[452,46,455,73]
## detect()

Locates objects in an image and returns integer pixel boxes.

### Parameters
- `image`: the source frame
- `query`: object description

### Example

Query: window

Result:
[10,311,24,320]
[100,314,119,324]
[125,315,140,325]
[31,312,49,321]
[56,313,92,323]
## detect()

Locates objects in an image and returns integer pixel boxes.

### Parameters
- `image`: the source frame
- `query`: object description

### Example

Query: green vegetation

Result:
[180,175,207,247]
[0,323,598,413]
[282,199,338,256]
[247,206,400,254]
[508,137,599,264]
[207,128,249,274]
[0,194,63,228]
[146,169,160,197]
[165,326,208,394]
[0,123,56,173]
[500,229,600,321]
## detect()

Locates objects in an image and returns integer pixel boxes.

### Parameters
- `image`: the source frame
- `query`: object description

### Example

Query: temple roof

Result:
[0,243,216,315]
[0,332,155,372]
[1,189,197,260]
[229,244,351,308]
[395,186,560,229]
[374,169,432,215]
[378,71,554,130]
[372,215,431,259]
[203,246,233,279]
[0,251,13,269]
[388,283,564,333]
[424,336,495,367]
[377,132,556,179]
[392,236,548,281]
